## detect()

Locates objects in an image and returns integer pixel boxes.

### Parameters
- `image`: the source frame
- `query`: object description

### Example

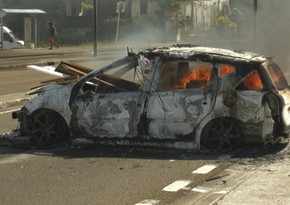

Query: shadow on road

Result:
[0,134,289,162]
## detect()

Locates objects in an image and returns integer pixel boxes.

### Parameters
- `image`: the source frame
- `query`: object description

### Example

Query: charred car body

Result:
[12,45,290,150]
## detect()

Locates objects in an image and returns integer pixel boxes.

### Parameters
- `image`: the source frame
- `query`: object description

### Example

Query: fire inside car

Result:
[12,45,290,151]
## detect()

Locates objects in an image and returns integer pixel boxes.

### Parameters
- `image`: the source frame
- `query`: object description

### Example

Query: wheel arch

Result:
[194,116,244,149]
[30,108,71,140]
[31,108,71,130]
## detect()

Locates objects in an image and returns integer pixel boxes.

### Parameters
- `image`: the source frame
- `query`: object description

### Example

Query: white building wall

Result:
[193,0,229,31]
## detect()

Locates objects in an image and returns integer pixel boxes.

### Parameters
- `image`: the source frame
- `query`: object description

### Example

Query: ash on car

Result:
[12,45,290,151]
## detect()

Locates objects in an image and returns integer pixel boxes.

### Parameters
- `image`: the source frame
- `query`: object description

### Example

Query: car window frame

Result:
[155,59,214,92]
[264,60,289,90]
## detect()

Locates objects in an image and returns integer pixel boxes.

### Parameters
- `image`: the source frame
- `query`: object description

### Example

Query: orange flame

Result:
[242,70,264,90]
[175,66,212,89]
[220,64,234,77]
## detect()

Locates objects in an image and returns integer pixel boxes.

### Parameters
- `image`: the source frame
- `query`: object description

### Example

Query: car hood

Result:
[27,83,74,95]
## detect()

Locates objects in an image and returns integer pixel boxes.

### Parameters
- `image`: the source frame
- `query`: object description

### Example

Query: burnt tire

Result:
[201,118,243,151]
[30,111,68,146]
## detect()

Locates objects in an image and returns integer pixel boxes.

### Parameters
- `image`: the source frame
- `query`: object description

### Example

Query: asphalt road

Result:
[0,145,234,205]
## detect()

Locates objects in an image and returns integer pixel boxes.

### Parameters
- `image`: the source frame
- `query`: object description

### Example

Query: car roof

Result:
[140,44,269,63]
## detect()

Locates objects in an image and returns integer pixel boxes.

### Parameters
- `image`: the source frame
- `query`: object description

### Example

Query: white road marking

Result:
[162,180,192,192]
[191,186,210,193]
[0,108,20,115]
[0,154,34,165]
[135,199,160,205]
[192,164,217,174]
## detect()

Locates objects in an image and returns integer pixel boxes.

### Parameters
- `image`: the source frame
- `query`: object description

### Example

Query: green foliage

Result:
[169,0,182,11]
[157,0,183,12]
[81,0,93,10]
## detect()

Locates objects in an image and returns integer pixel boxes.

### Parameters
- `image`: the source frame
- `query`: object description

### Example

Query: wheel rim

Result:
[202,119,242,150]
[30,111,67,145]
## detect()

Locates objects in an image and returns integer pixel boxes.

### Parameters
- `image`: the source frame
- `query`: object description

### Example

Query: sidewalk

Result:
[0,42,159,59]
[0,44,93,58]
[216,145,290,205]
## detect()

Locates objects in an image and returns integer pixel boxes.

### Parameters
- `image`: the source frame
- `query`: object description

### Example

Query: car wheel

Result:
[30,111,68,146]
[201,118,243,151]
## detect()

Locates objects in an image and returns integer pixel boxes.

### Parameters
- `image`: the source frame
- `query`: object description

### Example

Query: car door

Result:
[72,91,145,138]
[145,60,216,140]
[69,56,149,139]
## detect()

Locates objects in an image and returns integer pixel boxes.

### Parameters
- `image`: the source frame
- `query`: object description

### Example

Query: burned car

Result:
[12,45,290,150]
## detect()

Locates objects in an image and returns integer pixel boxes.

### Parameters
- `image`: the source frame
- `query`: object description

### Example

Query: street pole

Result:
[254,0,258,41]
[115,2,122,48]
[0,10,7,50]
[93,0,98,57]
[34,17,37,48]
[191,0,194,31]
[115,9,120,47]
[0,17,3,50]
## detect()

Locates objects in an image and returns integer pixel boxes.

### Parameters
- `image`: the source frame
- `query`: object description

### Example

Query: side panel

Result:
[70,92,145,138]
[278,90,290,131]
[146,90,214,139]
[235,91,274,141]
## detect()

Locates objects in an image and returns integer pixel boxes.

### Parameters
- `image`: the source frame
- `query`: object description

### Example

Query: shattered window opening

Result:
[220,64,235,78]
[266,63,289,90]
[82,61,148,93]
[157,61,213,91]
[236,70,264,91]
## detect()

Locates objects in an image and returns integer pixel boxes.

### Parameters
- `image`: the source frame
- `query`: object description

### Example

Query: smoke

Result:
[255,0,290,72]
[111,0,290,73]
[118,23,171,48]
[181,0,290,73]
[117,14,177,50]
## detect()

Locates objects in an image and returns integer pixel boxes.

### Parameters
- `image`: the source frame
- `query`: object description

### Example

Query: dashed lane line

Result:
[192,164,217,174]
[162,180,192,192]
[136,164,220,205]
[134,199,160,205]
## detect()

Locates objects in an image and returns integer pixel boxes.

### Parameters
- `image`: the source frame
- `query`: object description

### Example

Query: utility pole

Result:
[93,0,98,57]
[254,0,258,39]
[0,10,7,51]
[115,2,125,47]
[191,0,194,31]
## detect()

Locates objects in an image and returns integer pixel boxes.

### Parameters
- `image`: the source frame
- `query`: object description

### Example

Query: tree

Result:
[157,0,189,41]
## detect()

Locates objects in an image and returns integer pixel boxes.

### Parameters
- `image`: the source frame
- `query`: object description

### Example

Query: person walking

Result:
[48,22,59,49]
